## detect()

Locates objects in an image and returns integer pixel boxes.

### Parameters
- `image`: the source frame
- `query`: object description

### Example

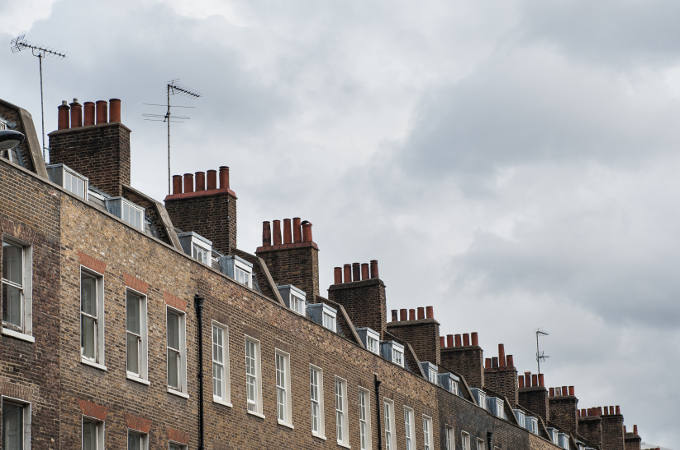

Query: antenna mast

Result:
[536,329,549,375]
[11,35,66,161]
[165,82,200,194]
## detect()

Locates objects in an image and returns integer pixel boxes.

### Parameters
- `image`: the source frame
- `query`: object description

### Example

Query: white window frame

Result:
[423,415,433,450]
[335,377,349,447]
[82,415,105,450]
[310,364,325,438]
[476,437,485,450]
[462,431,471,450]
[127,429,148,450]
[244,335,263,417]
[445,425,455,450]
[392,344,404,367]
[404,406,415,450]
[2,396,31,450]
[233,258,253,288]
[191,242,210,264]
[211,321,231,406]
[105,197,144,231]
[290,291,306,315]
[321,305,337,332]
[358,388,372,450]
[1,236,33,342]
[80,267,105,369]
[126,288,148,383]
[275,349,292,427]
[168,442,187,450]
[166,306,187,396]
[384,398,396,450]
[366,333,379,354]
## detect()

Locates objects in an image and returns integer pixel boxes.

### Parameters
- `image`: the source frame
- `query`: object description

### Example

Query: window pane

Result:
[168,349,179,388]
[128,432,141,450]
[83,420,97,450]
[2,241,22,284]
[127,332,140,374]
[81,273,97,316]
[126,293,140,334]
[2,401,23,450]
[167,311,179,349]
[2,283,22,327]
[213,363,223,397]
[81,315,97,359]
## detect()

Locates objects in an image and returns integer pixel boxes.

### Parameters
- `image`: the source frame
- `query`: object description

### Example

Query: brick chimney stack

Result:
[386,305,440,364]
[164,166,237,254]
[328,260,386,338]
[256,218,319,301]
[624,423,641,450]
[440,332,484,388]
[518,370,549,423]
[49,98,130,196]
[484,343,518,405]
[549,385,579,437]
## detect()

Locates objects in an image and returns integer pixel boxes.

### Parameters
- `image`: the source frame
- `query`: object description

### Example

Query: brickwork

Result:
[387,315,440,365]
[624,430,641,450]
[440,336,484,389]
[484,344,518,405]
[519,387,549,424]
[549,392,579,436]
[602,411,625,450]
[0,99,45,177]
[48,122,131,197]
[257,243,320,301]
[579,415,603,448]
[329,278,387,338]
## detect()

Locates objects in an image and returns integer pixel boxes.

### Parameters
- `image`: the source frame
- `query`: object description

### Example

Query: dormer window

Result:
[178,232,212,265]
[547,428,559,444]
[380,341,404,368]
[513,409,525,426]
[486,397,505,419]
[220,255,253,288]
[471,388,486,410]
[437,372,460,395]
[105,197,144,231]
[306,303,337,332]
[420,362,438,383]
[277,285,306,316]
[525,416,538,434]
[356,328,380,355]
[47,163,89,200]
[558,432,569,449]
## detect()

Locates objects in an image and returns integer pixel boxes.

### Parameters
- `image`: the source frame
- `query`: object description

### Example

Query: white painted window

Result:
[290,292,306,315]
[384,399,396,450]
[322,308,336,332]
[2,398,31,450]
[310,365,325,438]
[445,426,455,450]
[81,268,105,367]
[168,443,187,450]
[228,257,253,288]
[192,244,209,264]
[166,307,187,394]
[366,333,379,354]
[2,237,32,340]
[476,438,485,450]
[335,377,349,446]
[404,407,415,450]
[393,346,404,367]
[358,388,371,450]
[462,432,471,450]
[105,197,144,231]
[127,430,148,450]
[245,336,263,415]
[82,416,104,450]
[126,289,148,382]
[63,167,88,199]
[276,350,292,426]
[423,415,433,450]
[212,322,230,405]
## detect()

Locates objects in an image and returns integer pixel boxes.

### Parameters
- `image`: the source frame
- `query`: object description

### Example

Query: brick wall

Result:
[48,122,130,197]
[579,414,603,448]
[483,344,518,405]
[440,333,484,389]
[602,408,625,450]
[548,388,579,436]
[386,308,440,365]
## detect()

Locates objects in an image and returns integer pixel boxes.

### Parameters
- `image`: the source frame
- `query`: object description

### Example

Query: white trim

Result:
[81,358,108,372]
[278,420,294,430]
[445,425,455,450]
[211,321,231,405]
[127,428,149,450]
[244,335,263,415]
[126,374,150,386]
[166,306,187,394]
[310,364,325,439]
[423,414,433,450]
[212,399,232,408]
[334,376,349,447]
[82,414,105,450]
[125,288,148,382]
[79,266,105,366]
[404,406,415,450]
[1,395,32,450]
[1,328,35,342]
[246,410,266,419]
[167,388,189,399]
[275,349,293,427]
[1,236,33,338]
[383,398,396,450]
[358,387,372,450]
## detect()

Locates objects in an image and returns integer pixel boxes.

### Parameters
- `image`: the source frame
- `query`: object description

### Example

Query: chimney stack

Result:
[387,304,440,365]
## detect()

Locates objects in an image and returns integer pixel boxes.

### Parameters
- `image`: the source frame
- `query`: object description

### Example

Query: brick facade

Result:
[440,334,485,389]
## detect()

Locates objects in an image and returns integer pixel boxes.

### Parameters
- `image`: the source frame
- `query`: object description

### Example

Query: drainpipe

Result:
[374,374,382,450]
[194,294,205,450]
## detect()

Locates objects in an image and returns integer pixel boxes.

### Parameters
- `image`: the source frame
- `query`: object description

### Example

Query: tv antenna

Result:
[11,34,66,161]
[143,80,200,194]
[536,329,550,375]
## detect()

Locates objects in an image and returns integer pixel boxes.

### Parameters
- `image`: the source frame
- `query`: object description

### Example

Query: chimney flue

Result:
[498,344,506,367]
[569,386,575,396]
[183,173,194,193]
[399,309,407,321]
[206,169,217,189]
[109,98,121,122]
[361,263,369,280]
[491,357,498,368]
[334,267,342,284]
[471,332,478,346]
[195,172,205,191]
[446,334,453,348]
[58,101,69,130]
[273,220,282,245]
[440,336,446,348]
[518,376,525,388]
[532,374,538,387]
[463,333,470,346]
[633,425,638,435]
[370,260,379,279]
[352,263,360,281]
[454,334,462,347]
[426,305,434,319]
[506,354,514,367]
[409,309,416,320]
[293,217,302,243]
[83,102,95,126]
[301,221,313,242]
[391,310,398,322]
[219,166,230,189]
[262,221,271,247]
[96,100,108,124]
[283,218,292,244]
[172,175,182,195]
[538,373,544,387]
[70,99,82,128]
[343,264,351,283]
[417,307,425,320]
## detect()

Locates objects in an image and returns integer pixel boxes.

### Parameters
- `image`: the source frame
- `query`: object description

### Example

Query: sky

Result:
[1,0,678,446]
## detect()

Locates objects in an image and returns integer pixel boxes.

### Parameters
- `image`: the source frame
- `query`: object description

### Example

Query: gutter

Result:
[194,294,205,450]
[374,374,382,450]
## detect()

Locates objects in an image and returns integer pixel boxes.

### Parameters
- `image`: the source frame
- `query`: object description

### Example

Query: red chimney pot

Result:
[343,264,351,283]
[491,357,498,368]
[352,263,360,281]
[262,221,271,247]
[471,332,479,346]
[272,220,282,245]
[417,307,425,320]
[334,267,342,284]
[518,376,525,388]
[498,344,506,367]
[569,386,575,396]
[195,172,205,191]
[109,98,121,122]
[440,336,445,348]
[70,99,82,128]
[183,173,194,193]
[96,100,108,124]
[463,333,470,346]
[370,260,379,279]
[409,309,416,320]
[301,221,313,242]
[283,218,293,244]
[172,175,182,194]
[219,166,230,190]
[425,306,434,319]
[207,170,217,189]
[506,355,514,367]
[485,358,491,369]
[58,101,70,129]
[399,309,407,321]
[83,102,95,126]
[361,263,369,280]
[293,218,302,243]
[538,373,544,387]
[454,334,462,347]
[446,334,453,348]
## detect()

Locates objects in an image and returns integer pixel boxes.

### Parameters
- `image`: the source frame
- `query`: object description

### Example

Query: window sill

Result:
[338,441,351,449]
[312,432,327,441]
[1,328,35,343]
[278,420,294,430]
[247,410,265,420]
[167,388,189,399]
[81,358,107,371]
[213,398,232,408]
[127,374,150,385]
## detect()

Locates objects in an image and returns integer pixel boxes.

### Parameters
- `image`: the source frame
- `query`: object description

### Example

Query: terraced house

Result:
[0,95,645,449]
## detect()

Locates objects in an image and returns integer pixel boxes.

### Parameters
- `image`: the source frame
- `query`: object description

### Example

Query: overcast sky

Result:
[2,0,678,446]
